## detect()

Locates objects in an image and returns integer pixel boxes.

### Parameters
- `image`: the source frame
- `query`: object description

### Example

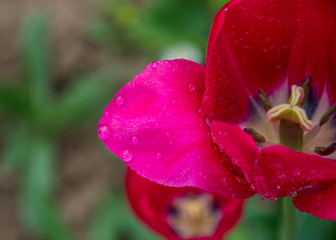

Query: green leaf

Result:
[19,136,72,240]
[0,86,29,117]
[20,13,51,112]
[0,125,30,171]
[40,72,116,133]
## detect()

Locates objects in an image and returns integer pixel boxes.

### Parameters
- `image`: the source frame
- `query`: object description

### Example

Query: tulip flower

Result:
[125,168,244,240]
[98,0,336,229]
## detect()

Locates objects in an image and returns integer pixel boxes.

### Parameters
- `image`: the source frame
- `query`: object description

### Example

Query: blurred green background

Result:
[0,0,335,239]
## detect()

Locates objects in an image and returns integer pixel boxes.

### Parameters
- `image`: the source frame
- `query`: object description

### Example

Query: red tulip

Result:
[126,168,244,240]
[99,0,336,220]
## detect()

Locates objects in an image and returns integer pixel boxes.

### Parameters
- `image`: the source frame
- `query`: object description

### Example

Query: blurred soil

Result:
[0,0,109,82]
[0,0,129,239]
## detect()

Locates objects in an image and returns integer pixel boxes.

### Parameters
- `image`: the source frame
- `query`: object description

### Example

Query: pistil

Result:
[279,120,303,151]
[255,79,336,155]
[267,85,314,131]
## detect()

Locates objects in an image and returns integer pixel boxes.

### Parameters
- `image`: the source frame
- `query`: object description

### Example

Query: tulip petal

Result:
[288,0,336,102]
[293,184,336,220]
[210,121,259,191]
[210,121,336,199]
[126,168,245,240]
[256,146,336,198]
[204,0,297,123]
[99,59,253,198]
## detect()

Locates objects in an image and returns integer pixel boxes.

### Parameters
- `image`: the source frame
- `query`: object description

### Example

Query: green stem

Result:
[281,197,297,240]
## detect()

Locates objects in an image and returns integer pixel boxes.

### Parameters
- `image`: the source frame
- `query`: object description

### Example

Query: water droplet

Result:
[197,108,205,117]
[115,95,125,106]
[120,149,133,162]
[188,83,196,93]
[155,152,162,159]
[131,136,139,145]
[154,122,159,128]
[171,97,176,104]
[151,62,158,69]
[98,125,111,140]
[165,131,171,137]
[163,104,167,111]
[103,111,110,117]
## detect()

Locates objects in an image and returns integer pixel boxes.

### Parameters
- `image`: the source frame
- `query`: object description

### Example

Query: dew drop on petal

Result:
[98,125,111,140]
[115,95,125,106]
[163,104,167,111]
[166,131,171,137]
[156,152,162,159]
[120,149,133,162]
[197,108,205,117]
[151,62,158,69]
[171,97,176,104]
[154,122,160,128]
[188,83,196,93]
[103,111,110,117]
[131,136,139,145]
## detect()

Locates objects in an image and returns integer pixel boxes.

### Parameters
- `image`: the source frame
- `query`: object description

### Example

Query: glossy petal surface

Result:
[126,168,245,240]
[203,0,336,123]
[211,121,336,201]
[98,59,253,198]
[293,184,336,220]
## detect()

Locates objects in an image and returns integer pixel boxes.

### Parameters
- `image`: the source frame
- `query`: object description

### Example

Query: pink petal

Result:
[204,0,297,123]
[98,59,253,198]
[126,168,245,240]
[293,184,336,220]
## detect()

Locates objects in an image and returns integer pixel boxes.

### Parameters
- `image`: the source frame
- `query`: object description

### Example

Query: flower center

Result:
[266,85,313,150]
[167,193,222,238]
[244,78,336,156]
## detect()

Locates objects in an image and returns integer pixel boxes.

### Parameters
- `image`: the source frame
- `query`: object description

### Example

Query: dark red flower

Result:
[126,168,244,240]
[99,0,336,220]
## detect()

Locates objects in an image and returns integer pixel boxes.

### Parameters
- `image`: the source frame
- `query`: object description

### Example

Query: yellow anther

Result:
[267,85,314,131]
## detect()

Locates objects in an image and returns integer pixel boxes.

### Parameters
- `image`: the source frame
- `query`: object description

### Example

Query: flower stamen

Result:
[244,128,266,144]
[167,193,222,238]
[299,77,312,107]
[314,143,336,156]
[258,89,273,111]
[319,103,336,126]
